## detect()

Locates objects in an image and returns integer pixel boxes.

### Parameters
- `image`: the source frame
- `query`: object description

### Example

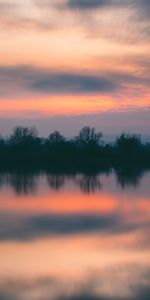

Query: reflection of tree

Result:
[8,173,36,195]
[47,175,65,191]
[116,168,143,189]
[0,174,5,188]
[75,175,102,194]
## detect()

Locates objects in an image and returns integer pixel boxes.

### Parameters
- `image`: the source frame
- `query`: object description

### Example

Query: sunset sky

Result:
[0,0,150,137]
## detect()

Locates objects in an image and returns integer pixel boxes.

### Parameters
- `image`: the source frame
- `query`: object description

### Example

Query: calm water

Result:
[0,170,150,300]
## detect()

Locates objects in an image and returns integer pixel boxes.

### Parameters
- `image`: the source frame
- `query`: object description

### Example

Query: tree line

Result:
[0,126,150,170]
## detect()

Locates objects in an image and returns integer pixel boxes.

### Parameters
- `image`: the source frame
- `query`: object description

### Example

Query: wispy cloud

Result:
[0,0,58,30]
[0,0,149,43]
[56,0,149,45]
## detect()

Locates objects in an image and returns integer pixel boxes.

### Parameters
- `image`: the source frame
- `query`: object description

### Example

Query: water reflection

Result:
[8,173,37,195]
[116,168,143,189]
[0,171,150,300]
[0,169,147,195]
[75,175,102,194]
[0,174,4,188]
[47,174,65,191]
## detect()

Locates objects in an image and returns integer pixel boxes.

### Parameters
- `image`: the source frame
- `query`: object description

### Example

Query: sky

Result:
[0,0,150,137]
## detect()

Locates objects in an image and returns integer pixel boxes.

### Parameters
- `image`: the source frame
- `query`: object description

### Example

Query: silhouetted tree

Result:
[76,127,103,146]
[47,131,65,145]
[116,133,142,151]
[9,126,38,145]
[0,126,149,170]
[0,134,5,146]
[115,133,143,165]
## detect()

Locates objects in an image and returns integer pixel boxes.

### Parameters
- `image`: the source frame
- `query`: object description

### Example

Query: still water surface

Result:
[0,170,150,300]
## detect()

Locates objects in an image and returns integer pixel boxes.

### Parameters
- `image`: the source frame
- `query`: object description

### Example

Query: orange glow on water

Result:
[0,189,118,215]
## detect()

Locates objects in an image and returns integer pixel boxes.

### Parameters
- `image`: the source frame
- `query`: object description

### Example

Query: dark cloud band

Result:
[0,65,118,96]
[0,65,149,98]
[67,0,150,11]
[67,0,110,9]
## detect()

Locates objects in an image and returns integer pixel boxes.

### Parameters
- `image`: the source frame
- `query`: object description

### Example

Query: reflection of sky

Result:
[0,172,150,299]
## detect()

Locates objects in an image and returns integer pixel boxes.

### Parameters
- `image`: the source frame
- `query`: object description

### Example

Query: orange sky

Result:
[0,0,149,135]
